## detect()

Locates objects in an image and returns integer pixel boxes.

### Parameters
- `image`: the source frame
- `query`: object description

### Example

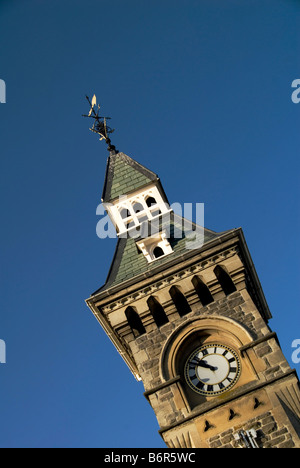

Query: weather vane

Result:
[82,95,117,153]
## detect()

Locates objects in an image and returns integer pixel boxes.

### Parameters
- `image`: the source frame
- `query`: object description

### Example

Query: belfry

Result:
[85,104,300,448]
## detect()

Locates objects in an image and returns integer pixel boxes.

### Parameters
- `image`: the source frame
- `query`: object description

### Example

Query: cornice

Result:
[99,246,238,314]
[89,229,242,306]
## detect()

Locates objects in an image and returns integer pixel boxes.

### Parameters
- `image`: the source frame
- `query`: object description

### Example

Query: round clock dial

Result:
[184,344,241,396]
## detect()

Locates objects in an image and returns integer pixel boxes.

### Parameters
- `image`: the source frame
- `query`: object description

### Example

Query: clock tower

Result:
[86,147,300,449]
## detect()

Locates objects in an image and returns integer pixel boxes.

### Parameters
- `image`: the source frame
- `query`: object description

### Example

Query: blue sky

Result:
[0,0,299,448]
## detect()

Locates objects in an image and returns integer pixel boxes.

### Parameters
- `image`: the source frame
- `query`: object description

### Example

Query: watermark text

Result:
[96,200,205,251]
[0,339,6,364]
[291,79,300,104]
[292,339,300,364]
[0,79,6,103]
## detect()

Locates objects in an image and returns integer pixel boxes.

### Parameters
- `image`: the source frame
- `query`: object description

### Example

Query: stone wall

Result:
[209,411,296,448]
[130,289,284,392]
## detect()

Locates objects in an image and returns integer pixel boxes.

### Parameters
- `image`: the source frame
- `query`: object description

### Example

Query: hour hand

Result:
[195,359,217,371]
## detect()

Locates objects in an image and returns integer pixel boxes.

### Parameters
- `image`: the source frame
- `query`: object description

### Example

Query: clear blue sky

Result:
[0,0,299,448]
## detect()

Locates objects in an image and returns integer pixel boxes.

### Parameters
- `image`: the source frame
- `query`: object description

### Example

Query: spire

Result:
[82,95,158,200]
[82,97,226,287]
[102,152,159,203]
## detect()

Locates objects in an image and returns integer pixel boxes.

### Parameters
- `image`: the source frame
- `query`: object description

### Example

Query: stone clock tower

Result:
[86,148,300,449]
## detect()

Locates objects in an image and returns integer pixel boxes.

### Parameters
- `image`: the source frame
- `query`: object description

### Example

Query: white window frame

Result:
[104,184,171,236]
[136,231,173,263]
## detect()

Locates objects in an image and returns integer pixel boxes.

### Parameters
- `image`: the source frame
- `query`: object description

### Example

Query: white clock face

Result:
[184,344,241,396]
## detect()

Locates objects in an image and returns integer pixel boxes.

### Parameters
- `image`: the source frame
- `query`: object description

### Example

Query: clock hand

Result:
[194,358,217,371]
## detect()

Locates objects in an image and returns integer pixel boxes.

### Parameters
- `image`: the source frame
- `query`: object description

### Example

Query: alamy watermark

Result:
[291,79,300,104]
[96,200,205,251]
[292,339,300,365]
[0,79,6,103]
[0,339,6,364]
[1,81,7,363]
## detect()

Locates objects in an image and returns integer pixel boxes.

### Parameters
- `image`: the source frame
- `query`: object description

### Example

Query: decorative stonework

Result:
[100,247,239,314]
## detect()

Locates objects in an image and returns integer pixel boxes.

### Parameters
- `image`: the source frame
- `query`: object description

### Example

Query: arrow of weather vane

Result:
[82,95,117,153]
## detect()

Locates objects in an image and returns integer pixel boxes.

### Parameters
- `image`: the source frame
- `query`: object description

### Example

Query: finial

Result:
[82,95,117,154]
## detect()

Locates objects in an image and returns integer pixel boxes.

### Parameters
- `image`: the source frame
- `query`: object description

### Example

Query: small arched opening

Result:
[192,276,214,306]
[214,265,237,296]
[169,286,191,317]
[133,202,144,214]
[120,208,131,219]
[146,196,157,208]
[153,246,165,259]
[147,296,168,327]
[125,306,146,338]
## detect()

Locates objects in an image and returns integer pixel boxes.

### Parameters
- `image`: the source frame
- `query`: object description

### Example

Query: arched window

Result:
[169,286,191,317]
[126,220,136,230]
[214,265,236,296]
[125,306,146,338]
[192,276,214,306]
[133,202,144,214]
[153,246,165,259]
[120,208,131,219]
[147,296,168,327]
[146,196,157,208]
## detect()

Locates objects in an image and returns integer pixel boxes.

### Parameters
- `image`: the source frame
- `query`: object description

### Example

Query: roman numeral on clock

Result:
[196,381,204,391]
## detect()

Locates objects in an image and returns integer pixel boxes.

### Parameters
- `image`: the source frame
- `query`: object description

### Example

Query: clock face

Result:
[184,344,241,396]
